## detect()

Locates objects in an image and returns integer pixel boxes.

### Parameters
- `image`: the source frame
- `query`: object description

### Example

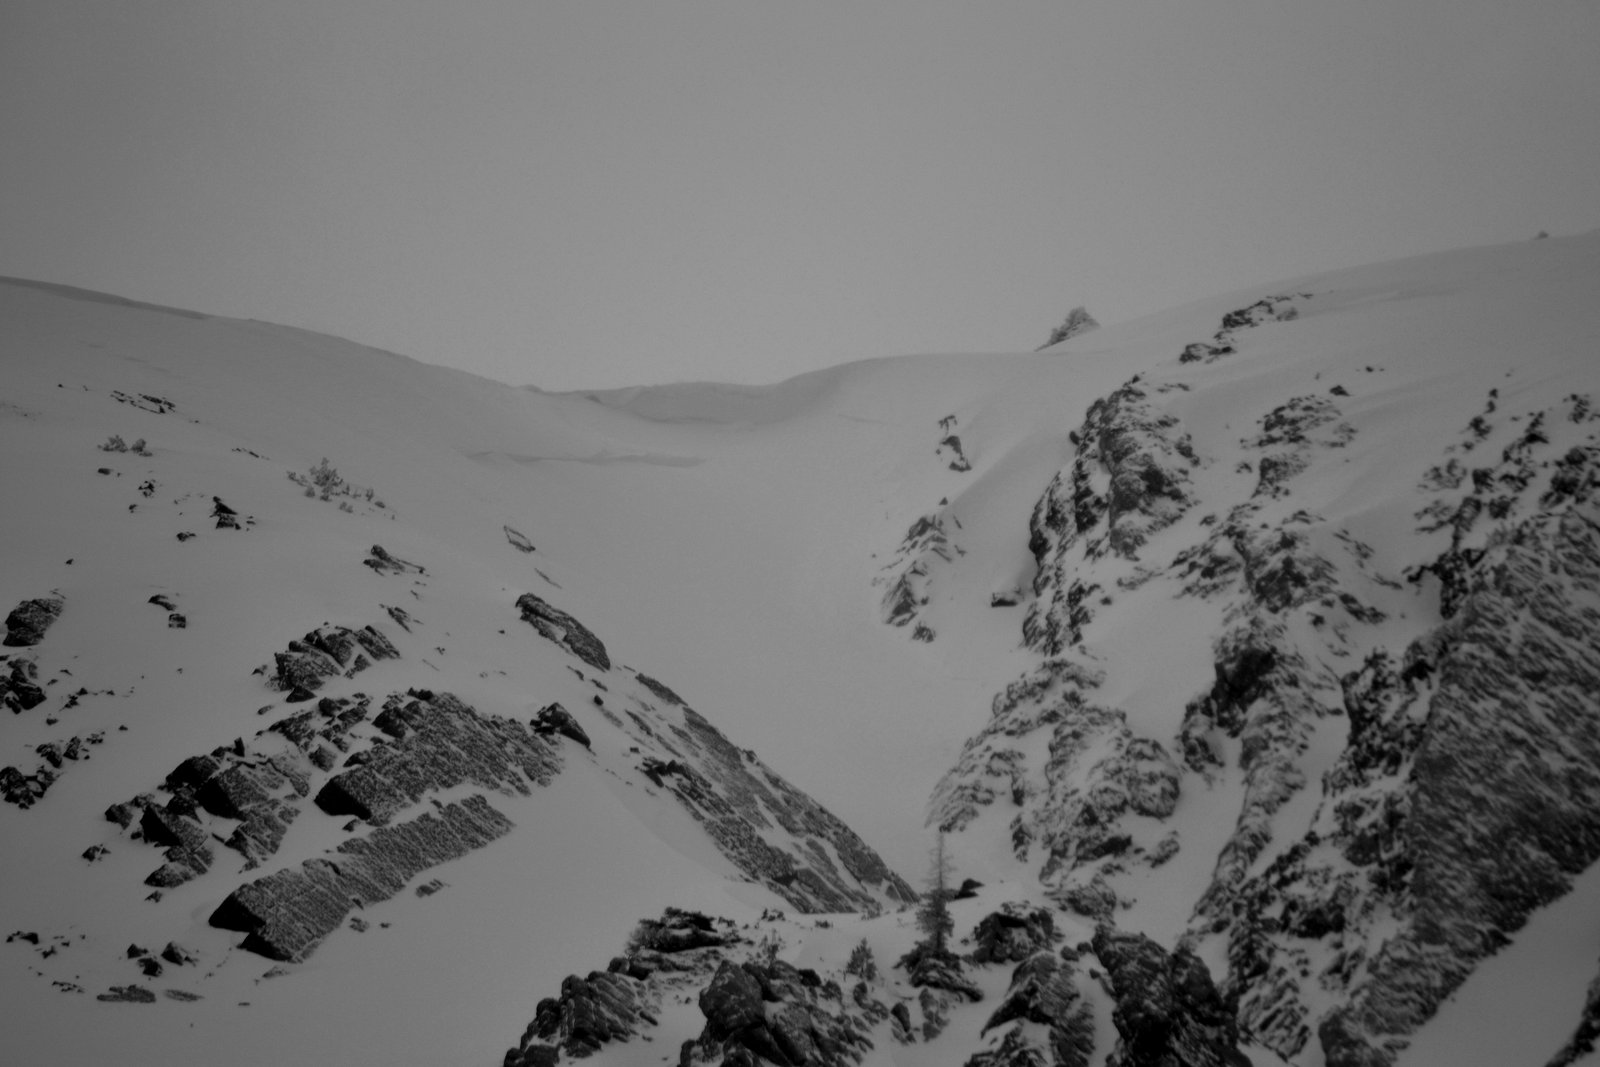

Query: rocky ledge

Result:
[210,794,514,961]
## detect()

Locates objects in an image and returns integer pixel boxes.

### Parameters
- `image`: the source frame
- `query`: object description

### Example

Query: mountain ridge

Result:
[2,232,1598,1065]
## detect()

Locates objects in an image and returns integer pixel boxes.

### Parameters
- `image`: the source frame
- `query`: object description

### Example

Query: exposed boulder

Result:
[515,592,611,671]
[0,656,47,712]
[683,958,873,1067]
[970,905,1058,965]
[4,595,63,647]
[532,702,591,749]
[160,942,198,967]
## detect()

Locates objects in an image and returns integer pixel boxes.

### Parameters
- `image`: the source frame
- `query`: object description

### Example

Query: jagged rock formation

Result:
[971,951,1096,1067]
[531,701,591,748]
[1092,927,1245,1067]
[508,908,890,1067]
[106,686,559,906]
[314,690,559,824]
[8,235,1600,1067]
[509,969,660,1064]
[1178,294,1303,364]
[506,910,731,1064]
[4,594,63,647]
[515,592,611,671]
[932,658,1180,898]
[210,794,514,960]
[875,511,962,635]
[929,297,1600,1062]
[1023,375,1197,653]
[265,623,400,699]
[1037,306,1099,350]
[685,957,874,1067]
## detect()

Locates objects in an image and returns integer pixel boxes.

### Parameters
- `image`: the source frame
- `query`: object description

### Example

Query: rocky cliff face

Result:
[929,288,1600,1063]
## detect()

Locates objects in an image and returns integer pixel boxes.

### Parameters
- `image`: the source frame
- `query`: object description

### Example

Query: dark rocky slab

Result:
[515,593,610,671]
[210,794,514,961]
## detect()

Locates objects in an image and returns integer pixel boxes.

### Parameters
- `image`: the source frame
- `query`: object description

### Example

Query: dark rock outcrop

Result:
[1176,294,1302,364]
[683,958,874,1067]
[1310,500,1600,1065]
[628,909,731,956]
[139,802,215,887]
[532,702,591,749]
[504,525,536,554]
[97,985,157,1003]
[972,952,1097,1067]
[511,970,659,1062]
[652,705,917,913]
[268,624,399,694]
[363,545,424,576]
[933,658,1179,894]
[210,794,514,961]
[1,764,55,808]
[903,946,984,1003]
[1037,306,1099,350]
[970,905,1058,965]
[1,656,47,713]
[876,513,955,630]
[1022,377,1196,655]
[515,593,611,671]
[1092,927,1243,1067]
[211,496,240,530]
[4,595,63,647]
[313,691,558,825]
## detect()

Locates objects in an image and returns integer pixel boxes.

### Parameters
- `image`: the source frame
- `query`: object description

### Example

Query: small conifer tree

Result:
[916,831,955,958]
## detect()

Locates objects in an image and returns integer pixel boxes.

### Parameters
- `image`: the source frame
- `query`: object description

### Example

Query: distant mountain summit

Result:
[2,235,1598,1066]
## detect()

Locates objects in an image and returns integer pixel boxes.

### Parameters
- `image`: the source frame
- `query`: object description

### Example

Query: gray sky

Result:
[4,1,1597,391]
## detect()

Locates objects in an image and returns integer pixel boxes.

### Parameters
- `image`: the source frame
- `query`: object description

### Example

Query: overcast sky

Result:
[4,1,1597,391]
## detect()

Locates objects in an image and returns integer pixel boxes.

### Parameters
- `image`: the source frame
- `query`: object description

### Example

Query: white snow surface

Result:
[2,231,1599,1065]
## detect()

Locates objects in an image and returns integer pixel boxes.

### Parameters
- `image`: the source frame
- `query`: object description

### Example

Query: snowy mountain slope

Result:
[2,231,1598,1067]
